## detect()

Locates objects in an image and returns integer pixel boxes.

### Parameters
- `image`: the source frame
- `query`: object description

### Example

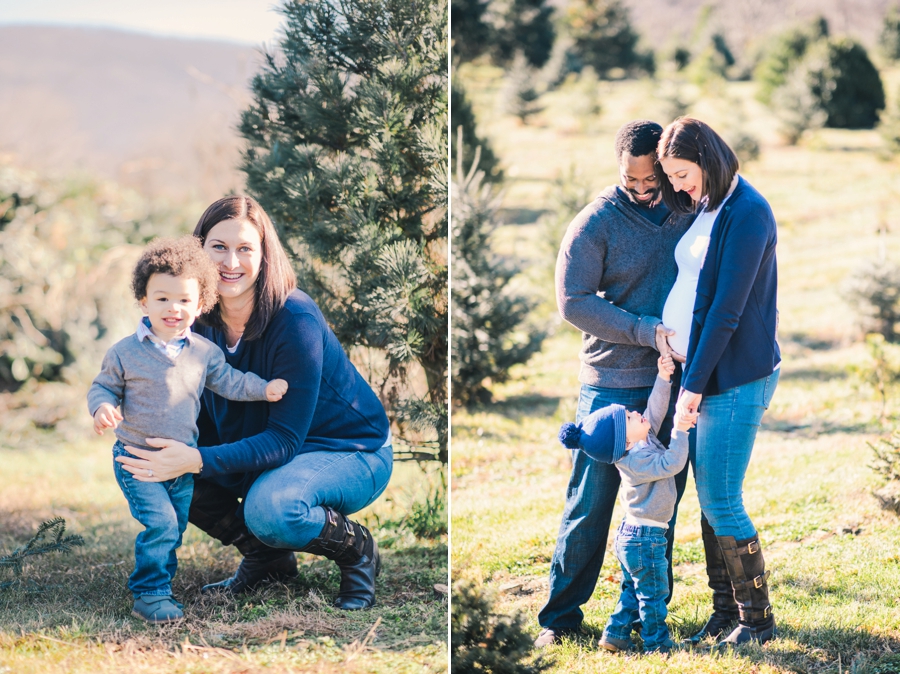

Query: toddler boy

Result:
[558,354,693,654]
[87,236,287,623]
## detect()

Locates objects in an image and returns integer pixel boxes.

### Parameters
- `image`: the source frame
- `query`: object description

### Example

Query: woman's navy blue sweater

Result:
[683,176,781,396]
[194,290,390,496]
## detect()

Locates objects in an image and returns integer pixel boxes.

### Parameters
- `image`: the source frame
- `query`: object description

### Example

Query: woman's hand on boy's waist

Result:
[116,438,202,482]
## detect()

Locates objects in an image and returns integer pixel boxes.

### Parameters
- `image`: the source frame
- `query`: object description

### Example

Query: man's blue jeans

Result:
[538,379,691,632]
[603,522,675,652]
[243,443,394,550]
[695,369,780,539]
[113,441,193,598]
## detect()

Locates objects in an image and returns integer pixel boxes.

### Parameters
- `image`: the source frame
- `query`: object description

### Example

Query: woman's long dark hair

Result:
[193,196,296,341]
[656,117,739,215]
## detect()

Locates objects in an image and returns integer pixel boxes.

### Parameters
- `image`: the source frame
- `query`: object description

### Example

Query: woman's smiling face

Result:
[659,156,705,203]
[203,219,263,302]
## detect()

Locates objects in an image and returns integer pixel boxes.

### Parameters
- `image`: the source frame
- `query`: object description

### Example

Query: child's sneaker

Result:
[132,595,184,623]
[598,633,635,653]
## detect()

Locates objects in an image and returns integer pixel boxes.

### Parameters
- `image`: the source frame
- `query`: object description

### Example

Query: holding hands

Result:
[657,354,675,381]
[93,402,123,435]
[266,378,289,401]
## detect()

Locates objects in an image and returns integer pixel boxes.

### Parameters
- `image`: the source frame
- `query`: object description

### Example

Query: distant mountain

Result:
[0,25,266,200]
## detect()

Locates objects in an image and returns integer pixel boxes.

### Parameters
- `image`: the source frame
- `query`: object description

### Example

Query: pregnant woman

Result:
[115,195,393,610]
[656,118,780,646]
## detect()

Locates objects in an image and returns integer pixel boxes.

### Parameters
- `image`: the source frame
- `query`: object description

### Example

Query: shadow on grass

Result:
[779,332,843,352]
[466,394,562,424]
[778,367,848,382]
[761,417,874,436]
[496,207,552,225]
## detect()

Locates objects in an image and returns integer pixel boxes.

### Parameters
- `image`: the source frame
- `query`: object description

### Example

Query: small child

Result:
[87,236,288,624]
[558,354,693,654]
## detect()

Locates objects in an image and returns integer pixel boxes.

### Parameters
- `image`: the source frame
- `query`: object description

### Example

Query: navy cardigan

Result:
[682,176,781,396]
[194,290,390,496]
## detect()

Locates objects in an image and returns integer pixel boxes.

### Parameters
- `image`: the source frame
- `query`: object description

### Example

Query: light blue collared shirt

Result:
[136,317,193,359]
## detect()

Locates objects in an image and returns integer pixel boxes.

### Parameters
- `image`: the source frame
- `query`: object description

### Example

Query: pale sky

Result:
[0,0,285,45]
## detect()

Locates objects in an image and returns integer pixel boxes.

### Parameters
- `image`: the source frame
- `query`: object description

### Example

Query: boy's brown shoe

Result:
[598,634,634,653]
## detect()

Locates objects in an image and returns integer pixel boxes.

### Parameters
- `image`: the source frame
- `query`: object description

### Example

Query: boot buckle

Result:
[747,540,760,554]
[326,509,338,527]
[753,574,764,589]
[763,605,771,618]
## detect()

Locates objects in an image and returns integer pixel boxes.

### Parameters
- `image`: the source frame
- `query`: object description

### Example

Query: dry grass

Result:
[0,437,447,673]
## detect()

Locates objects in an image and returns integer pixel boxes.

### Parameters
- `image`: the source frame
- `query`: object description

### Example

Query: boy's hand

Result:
[674,409,698,433]
[93,403,123,435]
[657,354,675,382]
[266,378,288,402]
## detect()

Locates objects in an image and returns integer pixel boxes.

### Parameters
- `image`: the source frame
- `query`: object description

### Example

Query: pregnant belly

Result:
[662,277,697,357]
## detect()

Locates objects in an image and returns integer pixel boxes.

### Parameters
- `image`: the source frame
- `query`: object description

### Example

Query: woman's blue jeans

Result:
[604,522,674,652]
[695,369,779,539]
[243,444,393,550]
[112,441,193,598]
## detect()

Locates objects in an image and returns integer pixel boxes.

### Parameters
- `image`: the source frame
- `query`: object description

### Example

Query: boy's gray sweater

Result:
[615,376,690,527]
[555,186,691,388]
[87,332,270,450]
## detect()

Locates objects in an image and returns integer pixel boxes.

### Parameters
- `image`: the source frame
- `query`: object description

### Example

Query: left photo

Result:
[0,2,449,672]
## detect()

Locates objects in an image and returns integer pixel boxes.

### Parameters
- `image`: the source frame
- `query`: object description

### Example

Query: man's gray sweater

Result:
[555,186,691,388]
[615,376,689,527]
[87,332,270,450]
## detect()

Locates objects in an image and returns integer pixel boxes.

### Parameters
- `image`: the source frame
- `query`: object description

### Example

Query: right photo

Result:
[451,0,900,668]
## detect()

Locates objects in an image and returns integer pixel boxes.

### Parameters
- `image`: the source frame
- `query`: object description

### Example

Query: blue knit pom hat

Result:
[558,403,627,464]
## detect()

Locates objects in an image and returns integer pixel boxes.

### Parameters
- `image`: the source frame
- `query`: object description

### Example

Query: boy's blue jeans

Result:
[113,441,193,598]
[603,522,675,652]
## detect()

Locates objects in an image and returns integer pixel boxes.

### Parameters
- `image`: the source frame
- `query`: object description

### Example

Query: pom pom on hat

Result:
[558,422,582,449]
[556,404,627,463]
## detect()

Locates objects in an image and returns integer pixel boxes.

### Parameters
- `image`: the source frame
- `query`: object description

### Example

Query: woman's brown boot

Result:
[301,507,381,610]
[717,533,776,647]
[683,519,739,645]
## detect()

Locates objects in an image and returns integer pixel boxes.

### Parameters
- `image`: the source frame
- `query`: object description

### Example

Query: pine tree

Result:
[451,78,502,184]
[451,132,545,406]
[240,0,448,462]
[484,0,555,68]
[881,4,900,62]
[560,0,649,78]
[500,53,544,124]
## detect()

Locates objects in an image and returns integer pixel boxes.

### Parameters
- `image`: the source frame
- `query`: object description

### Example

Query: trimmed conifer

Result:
[240,0,448,462]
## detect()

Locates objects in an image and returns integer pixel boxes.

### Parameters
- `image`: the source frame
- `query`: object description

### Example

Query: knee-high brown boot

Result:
[683,519,739,644]
[189,479,298,594]
[300,507,381,610]
[717,533,776,646]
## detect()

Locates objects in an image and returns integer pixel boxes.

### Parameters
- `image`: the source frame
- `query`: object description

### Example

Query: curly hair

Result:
[131,236,219,311]
[614,120,663,160]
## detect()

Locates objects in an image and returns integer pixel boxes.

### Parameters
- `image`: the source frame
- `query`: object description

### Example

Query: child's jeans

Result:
[603,521,675,652]
[112,441,193,598]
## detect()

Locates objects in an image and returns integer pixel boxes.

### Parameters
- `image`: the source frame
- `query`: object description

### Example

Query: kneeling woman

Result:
[115,196,393,610]
[656,118,780,645]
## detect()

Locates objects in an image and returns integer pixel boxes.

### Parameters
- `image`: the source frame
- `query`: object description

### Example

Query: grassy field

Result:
[0,434,447,673]
[451,64,900,671]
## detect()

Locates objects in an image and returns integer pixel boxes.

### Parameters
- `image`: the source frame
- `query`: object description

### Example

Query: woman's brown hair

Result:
[193,196,296,341]
[656,117,739,215]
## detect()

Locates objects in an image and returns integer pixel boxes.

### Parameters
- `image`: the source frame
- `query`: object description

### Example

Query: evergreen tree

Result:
[451,580,551,673]
[801,38,885,129]
[240,0,448,462]
[500,53,544,124]
[451,0,491,63]
[451,133,545,406]
[451,78,502,184]
[484,0,555,68]
[881,4,900,62]
[560,0,649,77]
[754,16,828,104]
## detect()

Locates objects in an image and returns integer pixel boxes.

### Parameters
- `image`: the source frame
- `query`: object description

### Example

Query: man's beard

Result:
[624,186,660,207]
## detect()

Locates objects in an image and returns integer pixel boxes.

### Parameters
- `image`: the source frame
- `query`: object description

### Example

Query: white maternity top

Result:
[662,177,738,357]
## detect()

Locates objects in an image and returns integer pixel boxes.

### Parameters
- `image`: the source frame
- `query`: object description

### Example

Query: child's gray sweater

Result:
[615,376,690,528]
[87,331,270,451]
